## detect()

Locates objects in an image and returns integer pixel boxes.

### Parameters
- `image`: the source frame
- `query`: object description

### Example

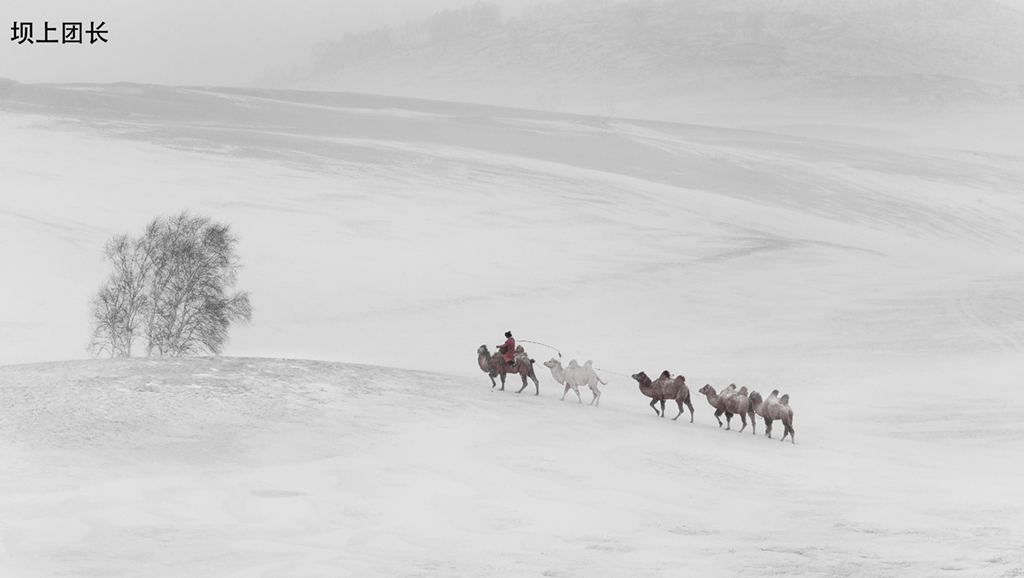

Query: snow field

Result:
[0,356,1022,577]
[1,82,1023,576]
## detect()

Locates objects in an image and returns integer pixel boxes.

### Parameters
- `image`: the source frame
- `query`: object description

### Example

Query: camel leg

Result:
[714,409,724,427]
[672,399,684,420]
[532,372,540,396]
[572,385,582,403]
[516,374,529,394]
[725,411,734,430]
[499,372,507,391]
[783,419,795,444]
[685,399,695,423]
[738,413,748,433]
[749,412,757,435]
[660,399,667,418]
[561,384,569,401]
[764,418,773,439]
[591,386,600,406]
[649,398,660,416]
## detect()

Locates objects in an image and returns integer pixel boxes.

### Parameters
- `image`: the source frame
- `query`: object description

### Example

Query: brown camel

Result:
[631,370,694,422]
[477,344,500,386]
[704,383,753,434]
[477,344,540,395]
[748,389,795,444]
[697,384,734,429]
[733,387,757,434]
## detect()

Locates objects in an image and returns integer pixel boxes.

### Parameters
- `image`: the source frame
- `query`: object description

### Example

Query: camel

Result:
[698,383,756,433]
[543,358,577,402]
[577,360,605,406]
[478,345,501,386]
[631,370,694,422]
[697,384,733,429]
[477,344,540,395]
[544,359,604,405]
[718,384,757,434]
[748,390,795,443]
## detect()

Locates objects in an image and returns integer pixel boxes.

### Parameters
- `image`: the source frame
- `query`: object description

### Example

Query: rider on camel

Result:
[498,331,515,367]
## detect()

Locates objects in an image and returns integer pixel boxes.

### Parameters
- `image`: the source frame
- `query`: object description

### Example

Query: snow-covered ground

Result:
[1,356,1022,577]
[1,78,1023,576]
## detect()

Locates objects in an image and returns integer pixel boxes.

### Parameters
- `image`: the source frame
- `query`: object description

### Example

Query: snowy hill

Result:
[294,0,1024,141]
[2,80,1023,382]
[1,356,1022,576]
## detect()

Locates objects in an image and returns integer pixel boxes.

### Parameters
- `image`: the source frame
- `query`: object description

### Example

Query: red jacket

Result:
[498,337,515,363]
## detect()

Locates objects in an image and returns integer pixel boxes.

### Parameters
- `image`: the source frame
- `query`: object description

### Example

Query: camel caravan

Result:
[476,336,795,444]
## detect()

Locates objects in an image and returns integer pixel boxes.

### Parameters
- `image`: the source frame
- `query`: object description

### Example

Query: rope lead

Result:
[519,340,561,358]
[518,340,630,382]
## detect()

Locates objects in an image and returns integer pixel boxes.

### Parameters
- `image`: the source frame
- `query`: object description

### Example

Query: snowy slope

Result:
[1,356,1022,577]
[2,82,1023,383]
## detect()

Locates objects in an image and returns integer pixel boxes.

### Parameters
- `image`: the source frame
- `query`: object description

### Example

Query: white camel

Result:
[543,358,605,405]
[542,358,575,400]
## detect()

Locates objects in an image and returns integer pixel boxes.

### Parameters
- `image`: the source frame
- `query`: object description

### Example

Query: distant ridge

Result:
[292,0,1024,123]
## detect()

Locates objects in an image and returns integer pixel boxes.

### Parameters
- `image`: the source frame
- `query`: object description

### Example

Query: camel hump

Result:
[660,370,671,379]
[780,394,790,405]
[584,360,593,369]
[568,359,581,368]
[749,391,763,404]
[737,386,748,395]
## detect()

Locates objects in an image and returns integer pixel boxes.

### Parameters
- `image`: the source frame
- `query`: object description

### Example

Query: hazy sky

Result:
[4,0,1024,87]
[0,0,543,86]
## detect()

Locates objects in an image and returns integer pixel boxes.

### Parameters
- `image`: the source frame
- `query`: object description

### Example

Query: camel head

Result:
[631,371,650,385]
[477,345,490,357]
[543,358,561,369]
[698,384,716,396]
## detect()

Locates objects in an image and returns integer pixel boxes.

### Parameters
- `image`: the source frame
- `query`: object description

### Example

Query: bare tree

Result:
[88,212,253,358]
[88,235,151,357]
